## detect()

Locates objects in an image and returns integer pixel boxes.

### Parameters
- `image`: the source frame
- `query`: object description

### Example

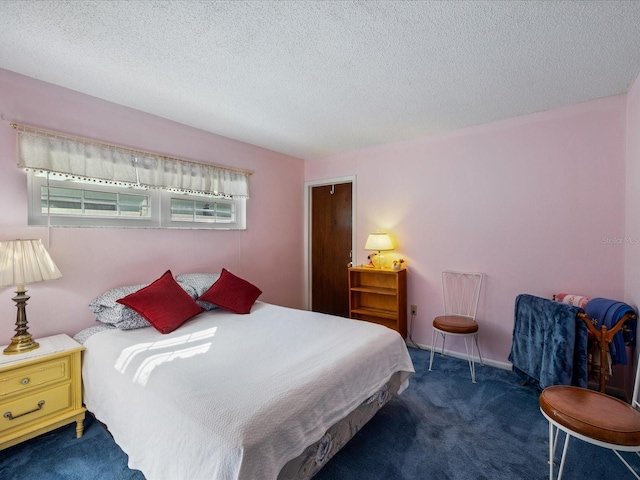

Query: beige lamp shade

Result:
[364,233,394,269]
[0,239,62,288]
[364,233,394,252]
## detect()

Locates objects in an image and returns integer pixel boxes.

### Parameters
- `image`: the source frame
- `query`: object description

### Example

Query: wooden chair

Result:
[428,271,483,382]
[579,311,636,394]
[539,312,640,480]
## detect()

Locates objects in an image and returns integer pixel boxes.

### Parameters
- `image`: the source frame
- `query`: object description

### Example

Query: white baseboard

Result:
[405,339,513,371]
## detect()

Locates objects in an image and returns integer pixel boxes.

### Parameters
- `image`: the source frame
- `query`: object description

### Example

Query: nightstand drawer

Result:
[0,382,72,433]
[0,356,70,397]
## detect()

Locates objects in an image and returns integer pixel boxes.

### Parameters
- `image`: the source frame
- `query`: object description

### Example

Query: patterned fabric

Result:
[89,280,199,329]
[116,270,204,334]
[175,272,221,310]
[175,273,221,296]
[555,293,590,310]
[73,324,116,344]
[277,372,404,480]
[89,283,150,329]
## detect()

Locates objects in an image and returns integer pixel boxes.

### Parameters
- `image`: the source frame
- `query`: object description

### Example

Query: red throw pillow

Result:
[117,270,204,334]
[198,268,262,314]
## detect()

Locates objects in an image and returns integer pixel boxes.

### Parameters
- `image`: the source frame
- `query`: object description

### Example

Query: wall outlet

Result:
[411,304,418,315]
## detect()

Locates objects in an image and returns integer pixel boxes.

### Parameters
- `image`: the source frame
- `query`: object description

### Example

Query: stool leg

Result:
[548,422,555,480]
[474,333,484,365]
[556,431,570,480]
[464,337,476,382]
[440,332,447,355]
[429,330,438,371]
[613,451,640,479]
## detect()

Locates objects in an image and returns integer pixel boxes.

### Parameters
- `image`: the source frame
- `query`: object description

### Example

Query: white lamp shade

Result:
[0,239,62,288]
[364,233,394,252]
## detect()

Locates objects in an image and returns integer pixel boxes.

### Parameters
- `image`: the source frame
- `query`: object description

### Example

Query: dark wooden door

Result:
[311,183,352,317]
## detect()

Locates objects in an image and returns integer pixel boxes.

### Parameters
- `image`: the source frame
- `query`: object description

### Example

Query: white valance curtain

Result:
[15,125,250,198]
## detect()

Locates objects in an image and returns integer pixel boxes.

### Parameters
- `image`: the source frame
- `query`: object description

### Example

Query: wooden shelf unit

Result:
[348,267,407,338]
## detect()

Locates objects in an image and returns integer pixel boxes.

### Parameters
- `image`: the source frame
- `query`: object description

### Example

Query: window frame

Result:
[27,173,246,230]
[161,192,245,230]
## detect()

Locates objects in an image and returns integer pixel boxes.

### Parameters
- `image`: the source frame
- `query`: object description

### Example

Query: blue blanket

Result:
[509,294,587,390]
[585,297,636,365]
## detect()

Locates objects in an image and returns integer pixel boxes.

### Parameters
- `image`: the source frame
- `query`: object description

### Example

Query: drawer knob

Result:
[21,378,30,385]
[4,400,45,420]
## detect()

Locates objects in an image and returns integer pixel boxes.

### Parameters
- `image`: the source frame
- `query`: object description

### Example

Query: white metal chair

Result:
[428,271,483,382]
[539,351,640,480]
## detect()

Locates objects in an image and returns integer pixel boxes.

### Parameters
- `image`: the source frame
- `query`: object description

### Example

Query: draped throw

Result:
[15,125,250,198]
[509,294,587,390]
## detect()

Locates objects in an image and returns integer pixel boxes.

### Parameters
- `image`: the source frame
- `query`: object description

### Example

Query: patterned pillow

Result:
[555,293,589,310]
[89,280,198,329]
[89,283,150,329]
[175,272,221,310]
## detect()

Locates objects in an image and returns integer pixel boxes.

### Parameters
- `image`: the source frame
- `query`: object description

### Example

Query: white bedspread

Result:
[82,302,414,480]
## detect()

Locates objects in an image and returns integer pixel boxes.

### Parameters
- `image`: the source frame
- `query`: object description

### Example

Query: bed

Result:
[79,285,414,480]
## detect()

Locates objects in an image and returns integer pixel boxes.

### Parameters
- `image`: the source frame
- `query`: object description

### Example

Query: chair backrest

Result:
[442,271,483,320]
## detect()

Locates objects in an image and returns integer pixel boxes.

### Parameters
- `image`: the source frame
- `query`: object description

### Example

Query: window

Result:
[161,191,245,229]
[169,199,234,223]
[28,173,246,229]
[16,124,250,230]
[42,186,150,218]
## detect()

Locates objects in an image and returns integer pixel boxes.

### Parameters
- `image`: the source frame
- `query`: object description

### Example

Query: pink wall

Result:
[306,96,627,365]
[1,66,633,366]
[0,69,305,343]
[626,74,640,313]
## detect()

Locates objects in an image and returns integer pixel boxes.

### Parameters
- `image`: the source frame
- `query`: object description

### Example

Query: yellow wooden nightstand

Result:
[0,334,86,450]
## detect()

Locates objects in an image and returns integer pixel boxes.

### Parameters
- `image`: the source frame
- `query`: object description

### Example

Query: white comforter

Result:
[82,302,415,480]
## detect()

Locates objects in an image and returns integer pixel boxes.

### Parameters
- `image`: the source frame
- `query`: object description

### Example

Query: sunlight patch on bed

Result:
[114,327,218,376]
[133,342,211,386]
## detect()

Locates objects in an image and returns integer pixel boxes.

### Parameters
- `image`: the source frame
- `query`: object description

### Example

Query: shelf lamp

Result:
[0,239,62,355]
[364,233,394,269]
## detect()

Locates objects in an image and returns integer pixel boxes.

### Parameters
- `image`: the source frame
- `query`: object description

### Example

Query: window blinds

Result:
[15,125,250,198]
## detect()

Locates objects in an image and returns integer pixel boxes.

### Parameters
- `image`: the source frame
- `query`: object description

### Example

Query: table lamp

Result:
[0,239,62,355]
[364,233,394,269]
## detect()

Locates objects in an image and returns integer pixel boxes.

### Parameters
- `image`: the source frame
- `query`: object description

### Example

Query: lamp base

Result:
[3,288,39,355]
[3,334,39,355]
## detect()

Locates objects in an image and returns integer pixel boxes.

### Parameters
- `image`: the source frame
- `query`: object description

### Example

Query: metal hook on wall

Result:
[330,184,335,195]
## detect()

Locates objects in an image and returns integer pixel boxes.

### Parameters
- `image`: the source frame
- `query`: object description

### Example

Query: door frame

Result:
[304,175,357,311]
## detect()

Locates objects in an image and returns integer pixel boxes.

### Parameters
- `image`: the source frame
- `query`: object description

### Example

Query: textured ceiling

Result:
[1,1,640,159]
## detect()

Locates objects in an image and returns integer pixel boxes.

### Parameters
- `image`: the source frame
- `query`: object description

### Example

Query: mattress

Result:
[81,302,414,479]
[278,370,406,479]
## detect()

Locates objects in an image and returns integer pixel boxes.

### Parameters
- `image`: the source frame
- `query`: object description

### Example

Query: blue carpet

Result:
[1,347,638,479]
[0,411,143,480]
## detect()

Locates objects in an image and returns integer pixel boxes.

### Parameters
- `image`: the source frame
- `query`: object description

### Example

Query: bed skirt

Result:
[278,370,405,480]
